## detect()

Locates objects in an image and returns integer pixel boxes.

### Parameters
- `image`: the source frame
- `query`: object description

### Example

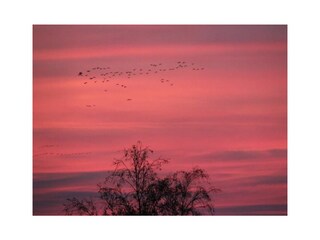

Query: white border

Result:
[1,0,320,239]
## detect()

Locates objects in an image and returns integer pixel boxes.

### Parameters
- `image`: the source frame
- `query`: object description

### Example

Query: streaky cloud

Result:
[216,204,287,215]
[194,148,287,162]
[33,171,113,190]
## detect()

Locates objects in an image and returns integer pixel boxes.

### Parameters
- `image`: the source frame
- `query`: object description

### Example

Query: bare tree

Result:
[64,141,220,215]
[64,197,98,216]
[160,168,220,215]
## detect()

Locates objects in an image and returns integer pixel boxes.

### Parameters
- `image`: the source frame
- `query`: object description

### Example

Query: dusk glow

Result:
[33,25,287,215]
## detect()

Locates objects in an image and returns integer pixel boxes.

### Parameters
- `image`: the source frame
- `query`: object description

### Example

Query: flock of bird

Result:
[34,61,206,159]
[34,144,93,159]
[39,144,59,148]
[77,60,205,107]
[33,151,92,158]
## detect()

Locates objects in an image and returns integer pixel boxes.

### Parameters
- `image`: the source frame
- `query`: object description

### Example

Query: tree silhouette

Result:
[64,141,220,215]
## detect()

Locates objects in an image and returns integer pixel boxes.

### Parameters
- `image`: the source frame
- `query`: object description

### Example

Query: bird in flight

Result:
[84,82,87,84]
[127,99,132,101]
[78,72,83,76]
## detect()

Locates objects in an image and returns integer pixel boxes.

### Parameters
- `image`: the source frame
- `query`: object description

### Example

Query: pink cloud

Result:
[34,42,286,61]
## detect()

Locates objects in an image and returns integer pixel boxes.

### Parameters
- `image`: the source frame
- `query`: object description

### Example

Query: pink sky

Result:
[33,25,287,215]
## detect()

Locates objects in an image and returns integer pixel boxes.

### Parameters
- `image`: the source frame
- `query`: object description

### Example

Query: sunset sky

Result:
[33,25,287,215]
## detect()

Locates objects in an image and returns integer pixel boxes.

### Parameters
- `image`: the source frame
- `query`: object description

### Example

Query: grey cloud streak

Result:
[215,204,287,215]
[34,25,286,51]
[194,149,287,162]
[33,171,113,190]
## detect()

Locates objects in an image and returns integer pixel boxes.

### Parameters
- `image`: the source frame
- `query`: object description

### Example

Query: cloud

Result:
[215,204,287,215]
[33,42,286,61]
[33,171,112,190]
[212,174,287,187]
[195,149,287,162]
[34,25,286,51]
[246,175,287,186]
[33,127,136,146]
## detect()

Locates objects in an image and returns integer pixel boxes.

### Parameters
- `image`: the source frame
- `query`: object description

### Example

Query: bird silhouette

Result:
[78,72,83,76]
